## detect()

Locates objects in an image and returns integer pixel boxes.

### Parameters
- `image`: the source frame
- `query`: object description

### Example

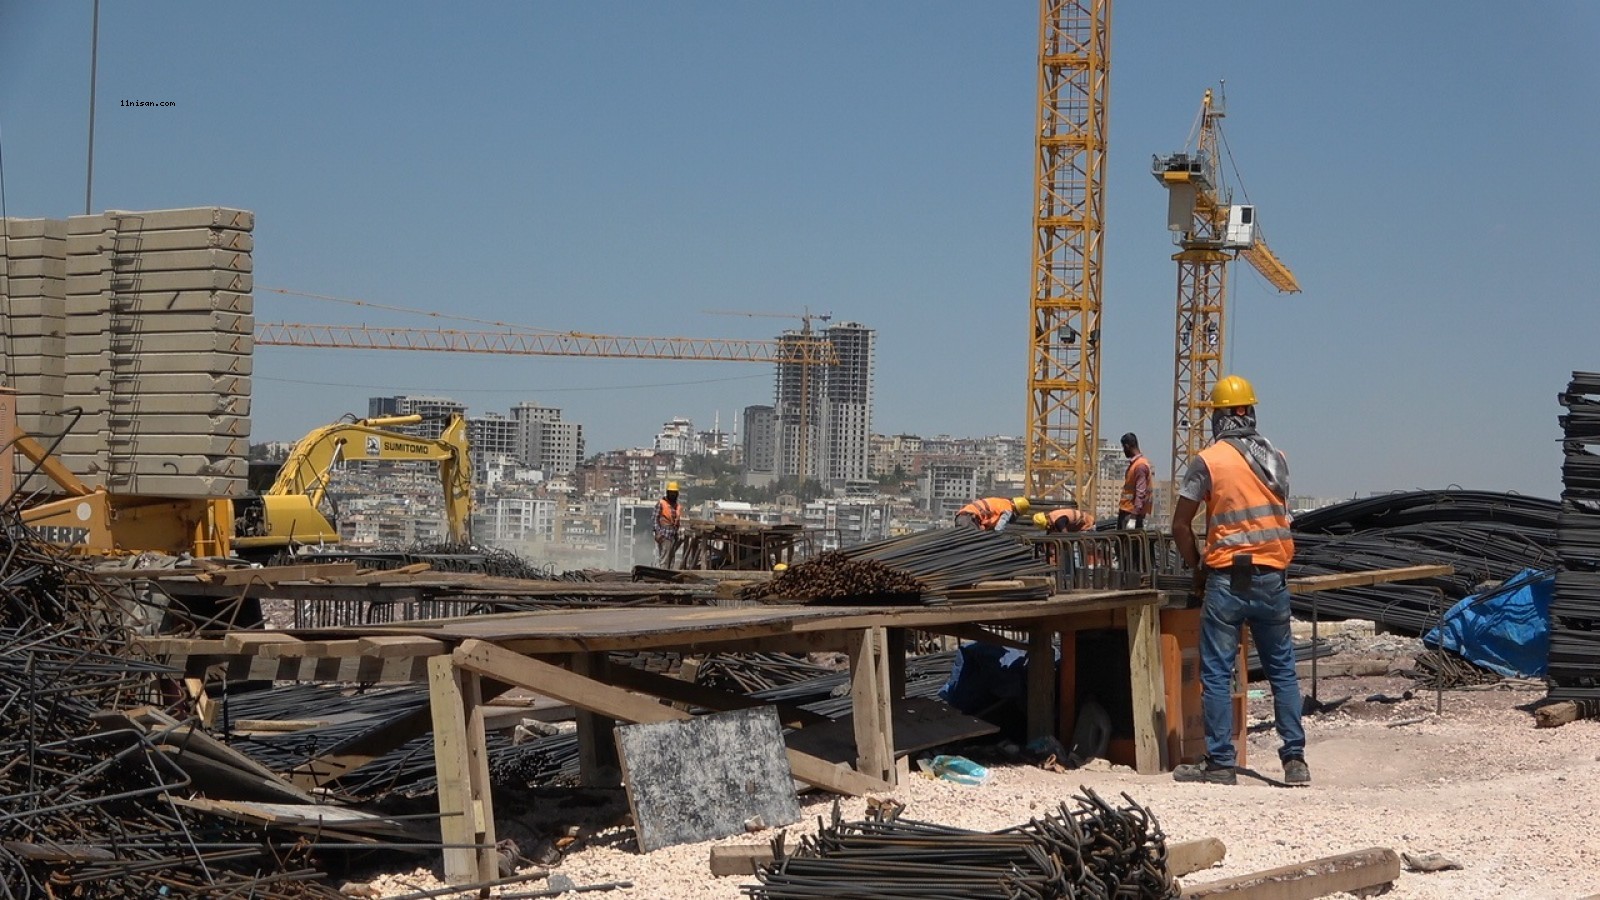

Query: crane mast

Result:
[1153,88,1300,485]
[1024,0,1111,506]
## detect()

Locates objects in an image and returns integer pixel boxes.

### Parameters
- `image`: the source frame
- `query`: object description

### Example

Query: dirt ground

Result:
[350,626,1600,899]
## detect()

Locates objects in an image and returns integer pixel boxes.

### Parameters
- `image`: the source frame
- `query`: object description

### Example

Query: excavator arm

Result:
[235,413,473,553]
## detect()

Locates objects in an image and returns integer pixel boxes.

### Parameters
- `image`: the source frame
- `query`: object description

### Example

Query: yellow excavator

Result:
[11,409,472,559]
[231,413,472,557]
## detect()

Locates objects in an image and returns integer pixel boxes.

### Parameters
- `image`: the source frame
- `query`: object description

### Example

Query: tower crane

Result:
[1152,86,1300,485]
[1024,0,1111,507]
[701,309,832,483]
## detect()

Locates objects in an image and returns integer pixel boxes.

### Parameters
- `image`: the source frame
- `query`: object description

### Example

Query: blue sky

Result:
[3,2,1597,499]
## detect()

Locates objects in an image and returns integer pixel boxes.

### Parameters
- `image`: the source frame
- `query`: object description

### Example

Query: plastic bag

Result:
[930,755,990,786]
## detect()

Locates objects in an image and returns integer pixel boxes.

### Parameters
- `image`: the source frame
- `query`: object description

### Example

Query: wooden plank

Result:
[1287,565,1452,595]
[131,708,307,793]
[288,704,435,789]
[926,623,1031,652]
[196,653,432,683]
[606,664,830,728]
[131,637,228,657]
[452,640,888,796]
[199,562,360,585]
[358,635,449,658]
[614,708,800,852]
[885,628,907,701]
[1168,837,1227,877]
[1534,699,1600,728]
[1180,847,1401,899]
[573,652,620,787]
[1026,621,1057,743]
[429,655,496,884]
[168,797,425,840]
[154,746,314,805]
[847,627,895,786]
[1125,602,1169,775]
[709,843,774,877]
[224,632,301,654]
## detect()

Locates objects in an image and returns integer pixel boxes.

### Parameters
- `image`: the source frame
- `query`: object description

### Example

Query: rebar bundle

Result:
[843,526,1055,597]
[0,505,341,898]
[1551,371,1600,700]
[745,790,1177,900]
[741,551,925,604]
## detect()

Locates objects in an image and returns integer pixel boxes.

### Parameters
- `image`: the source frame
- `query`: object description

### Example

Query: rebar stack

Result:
[741,551,925,604]
[842,526,1055,598]
[745,790,1177,899]
[1288,490,1560,635]
[1552,371,1600,699]
[0,507,340,898]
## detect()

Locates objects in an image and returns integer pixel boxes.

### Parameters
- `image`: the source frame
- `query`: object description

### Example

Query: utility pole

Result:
[85,0,101,215]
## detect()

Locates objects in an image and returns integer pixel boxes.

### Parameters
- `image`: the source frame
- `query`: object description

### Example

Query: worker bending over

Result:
[954,496,1030,532]
[1170,375,1308,786]
[1117,432,1153,529]
[1033,506,1095,534]
[653,481,683,566]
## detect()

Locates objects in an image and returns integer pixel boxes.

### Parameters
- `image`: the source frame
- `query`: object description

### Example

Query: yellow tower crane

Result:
[701,309,833,484]
[1024,0,1112,506]
[1152,86,1300,484]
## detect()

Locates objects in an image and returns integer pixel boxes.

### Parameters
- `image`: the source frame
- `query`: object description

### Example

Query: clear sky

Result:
[3,2,1597,500]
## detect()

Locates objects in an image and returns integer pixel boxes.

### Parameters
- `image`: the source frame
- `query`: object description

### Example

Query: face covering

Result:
[1211,408,1290,501]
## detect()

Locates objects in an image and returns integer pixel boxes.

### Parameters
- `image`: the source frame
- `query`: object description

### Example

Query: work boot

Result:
[1172,758,1236,785]
[1283,757,1311,785]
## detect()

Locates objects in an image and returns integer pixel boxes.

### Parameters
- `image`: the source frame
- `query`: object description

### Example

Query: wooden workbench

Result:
[136,588,1168,883]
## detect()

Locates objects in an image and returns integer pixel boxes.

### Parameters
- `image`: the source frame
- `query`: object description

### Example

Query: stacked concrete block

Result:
[1,218,70,492]
[40,206,255,497]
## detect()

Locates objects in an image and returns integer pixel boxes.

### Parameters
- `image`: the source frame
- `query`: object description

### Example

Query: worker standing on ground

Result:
[1170,375,1308,786]
[954,496,1030,532]
[653,481,683,566]
[1117,432,1153,529]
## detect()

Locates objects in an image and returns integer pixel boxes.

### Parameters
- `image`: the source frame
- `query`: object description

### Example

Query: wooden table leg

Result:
[886,628,907,700]
[1124,603,1170,774]
[847,626,895,786]
[573,652,620,786]
[428,654,497,885]
[1026,620,1058,743]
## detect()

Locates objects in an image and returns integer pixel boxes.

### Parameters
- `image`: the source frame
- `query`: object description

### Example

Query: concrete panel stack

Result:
[59,207,255,496]
[1,218,70,481]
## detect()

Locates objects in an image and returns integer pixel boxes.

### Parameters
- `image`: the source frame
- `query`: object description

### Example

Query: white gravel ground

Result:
[354,645,1600,899]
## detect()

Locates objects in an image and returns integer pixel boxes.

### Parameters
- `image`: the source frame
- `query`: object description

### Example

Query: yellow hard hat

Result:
[1205,375,1258,409]
[1012,497,1031,514]
[1032,512,1049,529]
[666,481,679,492]
[773,562,788,572]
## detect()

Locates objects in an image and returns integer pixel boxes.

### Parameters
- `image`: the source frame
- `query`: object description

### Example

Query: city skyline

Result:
[4,4,1595,500]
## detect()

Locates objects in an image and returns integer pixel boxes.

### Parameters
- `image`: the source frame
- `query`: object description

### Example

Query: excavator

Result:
[11,407,472,560]
[230,413,472,558]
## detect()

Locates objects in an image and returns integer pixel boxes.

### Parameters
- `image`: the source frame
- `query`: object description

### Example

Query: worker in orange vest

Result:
[954,496,1030,532]
[1033,507,1095,534]
[653,481,683,566]
[1170,375,1306,787]
[1117,432,1153,529]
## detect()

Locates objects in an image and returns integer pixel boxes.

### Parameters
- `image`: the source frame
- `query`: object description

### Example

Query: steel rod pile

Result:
[1552,371,1600,699]
[842,526,1055,597]
[0,505,341,898]
[741,551,925,604]
[1288,490,1560,635]
[745,790,1177,899]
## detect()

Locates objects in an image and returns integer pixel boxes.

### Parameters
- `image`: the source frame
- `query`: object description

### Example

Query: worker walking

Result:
[954,496,1030,532]
[653,481,683,566]
[1170,375,1308,786]
[1117,432,1153,529]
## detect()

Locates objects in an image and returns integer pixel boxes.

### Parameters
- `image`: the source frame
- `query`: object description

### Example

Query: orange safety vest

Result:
[956,497,1014,530]
[1047,508,1095,532]
[1198,442,1294,570]
[1119,453,1152,515]
[655,497,681,530]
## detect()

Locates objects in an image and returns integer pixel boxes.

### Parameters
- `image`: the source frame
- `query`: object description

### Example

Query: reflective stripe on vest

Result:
[1199,442,1294,570]
[1049,508,1093,532]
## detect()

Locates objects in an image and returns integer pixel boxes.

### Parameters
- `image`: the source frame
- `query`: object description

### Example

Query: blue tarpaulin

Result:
[1423,568,1553,678]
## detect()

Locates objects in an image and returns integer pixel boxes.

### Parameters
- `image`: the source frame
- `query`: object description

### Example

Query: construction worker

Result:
[954,496,1030,532]
[1170,375,1307,787]
[653,482,683,566]
[1033,506,1095,534]
[1117,432,1153,529]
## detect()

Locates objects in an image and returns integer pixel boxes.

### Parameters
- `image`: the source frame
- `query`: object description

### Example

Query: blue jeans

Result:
[1199,568,1305,768]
